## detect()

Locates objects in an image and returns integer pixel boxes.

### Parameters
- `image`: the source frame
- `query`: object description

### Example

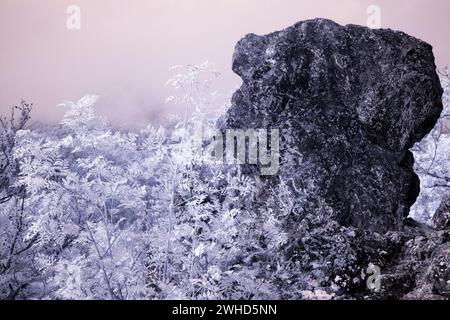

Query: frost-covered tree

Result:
[0,63,299,300]
[144,62,288,299]
[0,101,38,300]
[0,101,31,204]
[1,96,167,299]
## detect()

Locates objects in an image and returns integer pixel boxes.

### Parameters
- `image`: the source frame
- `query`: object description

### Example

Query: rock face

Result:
[224,18,442,233]
[221,19,447,298]
[434,196,450,230]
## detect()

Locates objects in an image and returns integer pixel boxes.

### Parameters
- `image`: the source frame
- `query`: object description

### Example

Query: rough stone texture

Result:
[401,234,450,299]
[434,196,450,230]
[220,18,447,299]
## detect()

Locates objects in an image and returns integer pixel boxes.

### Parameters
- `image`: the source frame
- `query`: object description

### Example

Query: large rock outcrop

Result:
[220,19,447,299]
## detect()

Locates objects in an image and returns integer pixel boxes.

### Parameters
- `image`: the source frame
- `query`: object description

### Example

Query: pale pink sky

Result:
[0,0,449,126]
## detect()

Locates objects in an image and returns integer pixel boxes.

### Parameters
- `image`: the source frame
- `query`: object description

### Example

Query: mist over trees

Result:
[0,63,448,300]
[0,63,288,299]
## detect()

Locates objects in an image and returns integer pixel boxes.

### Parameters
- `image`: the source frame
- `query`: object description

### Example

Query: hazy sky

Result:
[1,0,449,126]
